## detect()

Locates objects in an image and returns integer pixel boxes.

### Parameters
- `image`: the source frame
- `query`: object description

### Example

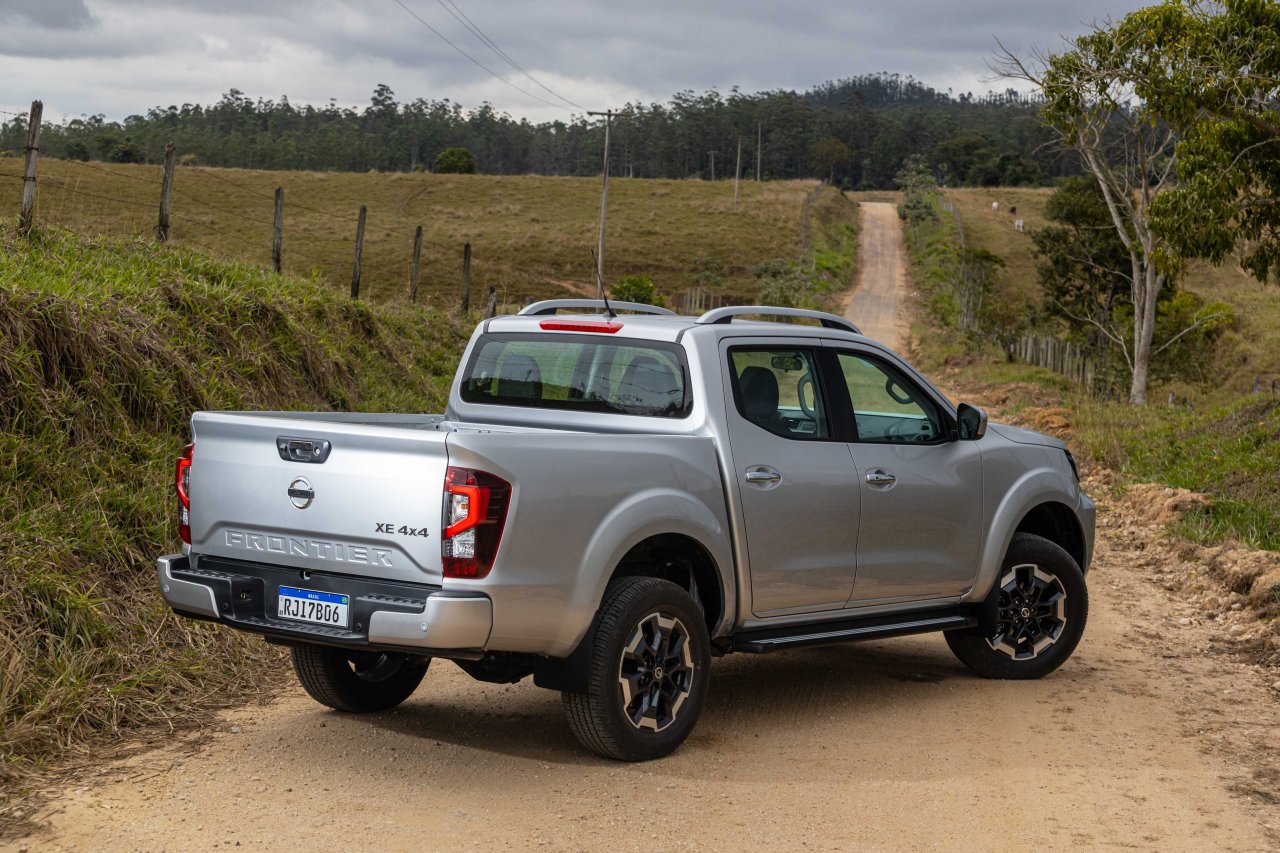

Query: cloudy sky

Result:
[0,0,1150,124]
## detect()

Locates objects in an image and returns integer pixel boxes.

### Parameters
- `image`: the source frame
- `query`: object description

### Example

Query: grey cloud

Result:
[2,0,1151,121]
[0,0,94,29]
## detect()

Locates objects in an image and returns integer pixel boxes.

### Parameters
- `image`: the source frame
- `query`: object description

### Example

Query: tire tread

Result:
[291,644,428,713]
[562,576,709,761]
[946,532,1088,680]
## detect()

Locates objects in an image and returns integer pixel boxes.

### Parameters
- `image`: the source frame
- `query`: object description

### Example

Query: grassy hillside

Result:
[866,184,1280,554]
[0,160,818,307]
[0,224,470,792]
[943,187,1280,398]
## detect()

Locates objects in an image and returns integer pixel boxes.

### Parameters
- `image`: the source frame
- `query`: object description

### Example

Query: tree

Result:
[996,16,1218,404]
[894,155,939,251]
[434,146,477,174]
[1032,176,1131,353]
[807,137,852,184]
[1125,1,1280,283]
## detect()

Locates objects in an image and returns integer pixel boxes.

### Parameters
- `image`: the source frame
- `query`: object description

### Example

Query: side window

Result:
[837,353,943,443]
[729,348,828,439]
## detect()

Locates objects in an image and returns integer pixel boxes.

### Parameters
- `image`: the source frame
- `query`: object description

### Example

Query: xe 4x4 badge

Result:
[375,523,430,538]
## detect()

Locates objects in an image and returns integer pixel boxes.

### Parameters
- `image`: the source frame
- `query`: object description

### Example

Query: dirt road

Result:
[9,205,1280,851]
[13,494,1279,851]
[844,201,907,350]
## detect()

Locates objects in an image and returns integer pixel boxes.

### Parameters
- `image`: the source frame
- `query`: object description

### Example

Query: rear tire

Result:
[562,577,711,761]
[946,532,1088,680]
[291,644,429,713]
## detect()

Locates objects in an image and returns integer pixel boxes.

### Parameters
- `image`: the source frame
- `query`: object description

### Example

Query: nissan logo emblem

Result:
[288,477,315,510]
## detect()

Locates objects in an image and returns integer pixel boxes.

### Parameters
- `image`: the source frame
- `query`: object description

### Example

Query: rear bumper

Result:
[156,553,492,657]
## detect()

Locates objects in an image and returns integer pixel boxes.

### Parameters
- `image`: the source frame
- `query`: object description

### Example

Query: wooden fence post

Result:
[18,100,42,236]
[460,242,472,312]
[272,188,284,273]
[409,224,423,302]
[350,205,367,300]
[156,141,175,241]
[484,286,497,319]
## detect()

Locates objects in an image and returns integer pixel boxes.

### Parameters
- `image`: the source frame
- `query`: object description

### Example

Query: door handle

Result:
[865,468,896,486]
[745,468,782,485]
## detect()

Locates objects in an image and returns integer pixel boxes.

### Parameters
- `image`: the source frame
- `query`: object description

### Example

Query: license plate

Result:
[278,586,350,629]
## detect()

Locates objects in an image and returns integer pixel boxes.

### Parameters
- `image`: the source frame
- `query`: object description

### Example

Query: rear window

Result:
[459,334,691,418]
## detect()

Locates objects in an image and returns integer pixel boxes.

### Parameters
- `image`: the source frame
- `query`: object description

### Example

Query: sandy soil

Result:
[8,205,1279,851]
[843,201,908,350]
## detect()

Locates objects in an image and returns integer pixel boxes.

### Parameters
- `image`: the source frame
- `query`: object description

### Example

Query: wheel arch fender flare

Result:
[966,468,1082,605]
[534,491,731,693]
[575,487,734,636]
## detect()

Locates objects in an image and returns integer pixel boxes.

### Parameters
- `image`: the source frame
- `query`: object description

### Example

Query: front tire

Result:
[946,532,1088,679]
[562,577,711,761]
[291,644,429,712]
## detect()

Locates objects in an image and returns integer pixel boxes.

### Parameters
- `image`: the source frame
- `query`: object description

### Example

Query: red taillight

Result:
[538,319,622,334]
[441,466,510,579]
[175,443,194,545]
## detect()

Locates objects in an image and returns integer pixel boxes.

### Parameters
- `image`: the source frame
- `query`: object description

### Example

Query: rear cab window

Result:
[460,334,692,418]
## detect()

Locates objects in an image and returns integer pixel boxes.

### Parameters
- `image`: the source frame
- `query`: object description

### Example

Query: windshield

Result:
[460,333,691,418]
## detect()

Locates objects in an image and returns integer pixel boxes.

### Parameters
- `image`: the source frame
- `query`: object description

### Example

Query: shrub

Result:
[434,147,477,174]
[612,275,666,307]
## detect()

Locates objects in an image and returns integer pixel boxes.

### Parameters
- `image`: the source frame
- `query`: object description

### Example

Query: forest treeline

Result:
[1,74,1081,189]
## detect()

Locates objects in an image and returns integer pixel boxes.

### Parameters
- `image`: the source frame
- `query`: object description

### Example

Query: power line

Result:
[390,0,573,113]
[38,177,155,209]
[435,0,584,111]
[55,156,157,183]
[191,165,276,199]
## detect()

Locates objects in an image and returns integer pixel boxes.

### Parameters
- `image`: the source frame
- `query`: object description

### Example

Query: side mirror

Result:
[956,403,988,441]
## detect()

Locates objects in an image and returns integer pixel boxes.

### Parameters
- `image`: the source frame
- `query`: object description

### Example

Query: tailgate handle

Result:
[277,436,332,464]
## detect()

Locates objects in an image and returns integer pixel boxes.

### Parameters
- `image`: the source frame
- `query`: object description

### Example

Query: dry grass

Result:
[0,160,818,307]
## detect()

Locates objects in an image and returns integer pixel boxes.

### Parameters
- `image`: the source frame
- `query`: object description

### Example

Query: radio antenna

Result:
[590,247,615,319]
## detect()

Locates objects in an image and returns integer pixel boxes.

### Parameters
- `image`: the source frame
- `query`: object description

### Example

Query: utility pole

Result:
[733,137,742,211]
[587,109,614,297]
[756,122,762,181]
[708,150,715,182]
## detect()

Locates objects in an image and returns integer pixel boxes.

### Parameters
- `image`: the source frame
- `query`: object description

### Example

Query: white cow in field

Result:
[992,201,999,212]
[1014,219,1025,232]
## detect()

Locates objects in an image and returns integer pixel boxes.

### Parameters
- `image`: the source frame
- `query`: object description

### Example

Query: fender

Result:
[571,487,735,644]
[964,464,1081,604]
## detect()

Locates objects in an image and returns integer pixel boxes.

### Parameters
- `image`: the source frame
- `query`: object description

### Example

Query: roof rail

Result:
[695,305,861,334]
[519,299,677,317]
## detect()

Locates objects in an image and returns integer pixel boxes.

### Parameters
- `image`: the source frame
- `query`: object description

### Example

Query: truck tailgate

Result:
[188,412,449,584]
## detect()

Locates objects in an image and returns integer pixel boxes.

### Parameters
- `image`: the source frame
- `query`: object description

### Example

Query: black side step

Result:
[731,607,977,654]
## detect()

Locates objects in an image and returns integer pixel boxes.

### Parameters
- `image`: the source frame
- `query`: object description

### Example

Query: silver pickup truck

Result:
[158,300,1094,760]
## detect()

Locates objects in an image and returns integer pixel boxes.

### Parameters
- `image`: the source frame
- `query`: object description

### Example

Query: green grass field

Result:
[0,158,822,308]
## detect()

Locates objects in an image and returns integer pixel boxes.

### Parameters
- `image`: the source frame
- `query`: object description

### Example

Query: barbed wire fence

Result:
[1,100,497,313]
